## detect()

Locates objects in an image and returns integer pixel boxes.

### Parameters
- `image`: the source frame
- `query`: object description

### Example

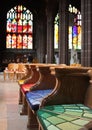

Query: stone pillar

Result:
[46,12,54,63]
[58,0,69,64]
[46,0,58,63]
[0,11,6,50]
[34,12,47,63]
[81,0,92,66]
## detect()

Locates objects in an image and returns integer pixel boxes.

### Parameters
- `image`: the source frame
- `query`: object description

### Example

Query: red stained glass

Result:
[12,34,16,48]
[6,5,33,49]
[17,34,22,49]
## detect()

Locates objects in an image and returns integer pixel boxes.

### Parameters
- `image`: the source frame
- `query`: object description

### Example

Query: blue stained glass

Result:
[73,25,78,37]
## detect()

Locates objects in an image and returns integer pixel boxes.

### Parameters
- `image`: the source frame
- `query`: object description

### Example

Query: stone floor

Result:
[0,72,38,130]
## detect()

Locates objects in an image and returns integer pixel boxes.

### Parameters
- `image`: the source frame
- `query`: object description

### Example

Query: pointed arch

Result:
[6,5,33,49]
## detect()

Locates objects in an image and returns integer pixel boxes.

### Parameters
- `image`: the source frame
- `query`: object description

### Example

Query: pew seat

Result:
[37,104,92,130]
[21,83,36,94]
[26,89,52,111]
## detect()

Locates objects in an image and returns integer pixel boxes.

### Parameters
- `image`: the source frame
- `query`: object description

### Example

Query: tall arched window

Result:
[54,13,59,49]
[6,5,33,49]
[69,5,81,50]
[54,5,81,50]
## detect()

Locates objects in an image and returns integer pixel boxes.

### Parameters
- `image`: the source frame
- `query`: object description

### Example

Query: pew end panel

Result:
[30,66,56,91]
[25,65,57,128]
[84,69,92,109]
[19,65,57,116]
[19,64,42,114]
[40,67,91,107]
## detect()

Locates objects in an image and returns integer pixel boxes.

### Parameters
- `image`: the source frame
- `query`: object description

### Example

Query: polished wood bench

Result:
[18,64,34,105]
[18,63,33,86]
[3,63,18,80]
[25,64,58,128]
[19,63,63,115]
[18,63,40,105]
[20,64,47,115]
[36,67,92,130]
[19,64,45,114]
[18,64,65,124]
[4,63,28,81]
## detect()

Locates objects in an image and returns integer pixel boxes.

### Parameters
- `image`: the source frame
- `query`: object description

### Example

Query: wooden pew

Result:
[37,67,92,130]
[25,65,57,128]
[3,63,18,80]
[18,64,33,105]
[18,63,46,105]
[19,63,63,115]
[85,69,92,109]
[19,63,44,114]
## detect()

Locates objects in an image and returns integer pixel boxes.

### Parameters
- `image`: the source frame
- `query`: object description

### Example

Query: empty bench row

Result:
[18,63,92,130]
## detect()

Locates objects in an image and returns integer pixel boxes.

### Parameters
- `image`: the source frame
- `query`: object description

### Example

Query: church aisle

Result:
[0,73,37,130]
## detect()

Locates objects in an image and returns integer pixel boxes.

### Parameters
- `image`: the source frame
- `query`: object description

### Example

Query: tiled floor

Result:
[0,73,38,130]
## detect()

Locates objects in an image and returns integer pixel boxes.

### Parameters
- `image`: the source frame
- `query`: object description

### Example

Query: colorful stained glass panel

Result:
[6,5,33,49]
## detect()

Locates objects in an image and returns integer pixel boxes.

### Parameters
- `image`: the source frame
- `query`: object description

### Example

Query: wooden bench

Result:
[3,63,28,81]
[19,64,44,115]
[18,63,48,104]
[3,63,18,80]
[18,63,40,105]
[25,65,57,128]
[19,63,62,115]
[18,63,33,86]
[37,67,92,130]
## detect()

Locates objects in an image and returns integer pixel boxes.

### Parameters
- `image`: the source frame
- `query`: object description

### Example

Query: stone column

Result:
[81,0,92,66]
[46,0,58,63]
[34,11,47,63]
[46,12,54,63]
[58,0,69,64]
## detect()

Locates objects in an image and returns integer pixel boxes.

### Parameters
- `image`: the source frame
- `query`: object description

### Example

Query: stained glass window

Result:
[6,5,33,49]
[54,5,81,50]
[54,13,59,49]
[68,5,81,49]
[69,26,73,49]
